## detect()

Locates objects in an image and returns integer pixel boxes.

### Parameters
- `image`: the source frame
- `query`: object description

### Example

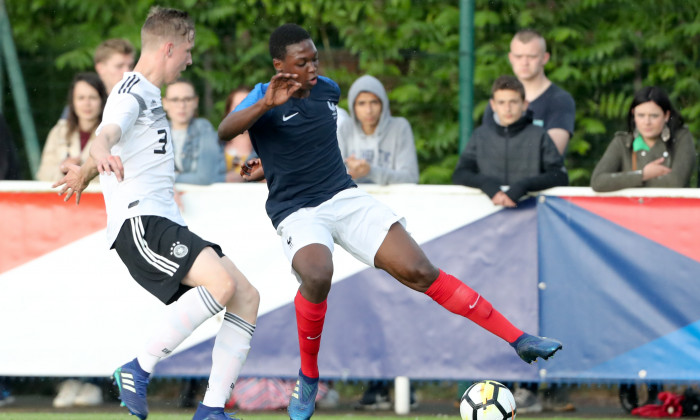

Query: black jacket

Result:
[452,111,568,201]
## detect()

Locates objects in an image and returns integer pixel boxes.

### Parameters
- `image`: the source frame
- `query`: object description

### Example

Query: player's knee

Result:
[299,267,333,295]
[403,260,439,289]
[238,280,260,310]
[210,273,237,306]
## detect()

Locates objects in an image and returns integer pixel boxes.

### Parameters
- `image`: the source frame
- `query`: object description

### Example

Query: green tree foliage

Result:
[3,0,699,184]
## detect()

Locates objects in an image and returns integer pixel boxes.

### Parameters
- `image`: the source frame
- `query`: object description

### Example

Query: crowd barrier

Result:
[1,181,699,383]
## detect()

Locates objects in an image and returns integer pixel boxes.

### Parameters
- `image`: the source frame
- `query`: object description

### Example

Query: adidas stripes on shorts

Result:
[112,215,224,304]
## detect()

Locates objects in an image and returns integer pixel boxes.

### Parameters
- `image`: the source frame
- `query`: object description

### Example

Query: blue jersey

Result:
[236,76,356,228]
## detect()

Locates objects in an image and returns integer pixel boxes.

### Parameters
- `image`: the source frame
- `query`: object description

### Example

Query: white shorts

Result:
[276,188,405,274]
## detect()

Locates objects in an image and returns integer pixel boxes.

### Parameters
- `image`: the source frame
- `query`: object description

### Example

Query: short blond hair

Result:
[141,6,194,49]
[94,38,134,65]
[513,29,547,52]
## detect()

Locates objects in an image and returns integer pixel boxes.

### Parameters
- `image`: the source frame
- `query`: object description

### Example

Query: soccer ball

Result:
[460,380,516,420]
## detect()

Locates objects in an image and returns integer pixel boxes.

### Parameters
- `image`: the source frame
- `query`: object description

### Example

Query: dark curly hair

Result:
[269,23,311,60]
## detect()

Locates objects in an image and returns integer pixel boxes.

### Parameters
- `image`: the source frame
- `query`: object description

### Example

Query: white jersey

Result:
[97,72,185,247]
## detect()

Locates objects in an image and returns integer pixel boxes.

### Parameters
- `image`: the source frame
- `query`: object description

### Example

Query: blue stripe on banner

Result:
[538,196,700,381]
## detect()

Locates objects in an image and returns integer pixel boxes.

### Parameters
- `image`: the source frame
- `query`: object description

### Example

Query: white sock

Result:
[202,312,255,407]
[137,286,223,373]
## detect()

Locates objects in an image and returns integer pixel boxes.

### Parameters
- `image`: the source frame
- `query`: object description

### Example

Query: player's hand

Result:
[264,73,301,108]
[96,154,124,182]
[240,158,265,182]
[60,156,81,174]
[52,163,88,204]
[642,157,671,181]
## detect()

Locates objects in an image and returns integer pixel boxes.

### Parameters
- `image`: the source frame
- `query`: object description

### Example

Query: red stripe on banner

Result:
[0,192,106,273]
[562,196,700,263]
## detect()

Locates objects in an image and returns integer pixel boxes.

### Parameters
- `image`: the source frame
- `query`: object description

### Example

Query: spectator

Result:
[483,29,575,155]
[0,113,21,180]
[163,78,226,185]
[36,72,107,183]
[58,39,135,121]
[453,75,568,206]
[591,86,696,192]
[94,38,136,94]
[337,74,419,185]
[223,87,253,182]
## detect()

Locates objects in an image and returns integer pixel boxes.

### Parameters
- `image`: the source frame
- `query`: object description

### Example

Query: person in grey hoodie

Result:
[337,75,419,185]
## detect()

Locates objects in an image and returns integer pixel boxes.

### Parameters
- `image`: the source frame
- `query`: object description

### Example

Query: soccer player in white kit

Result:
[53,7,257,420]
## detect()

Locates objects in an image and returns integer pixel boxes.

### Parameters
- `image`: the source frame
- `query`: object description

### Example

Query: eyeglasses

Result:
[165,96,196,104]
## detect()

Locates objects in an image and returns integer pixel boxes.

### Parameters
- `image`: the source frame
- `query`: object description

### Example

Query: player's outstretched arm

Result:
[218,73,301,141]
[90,124,124,181]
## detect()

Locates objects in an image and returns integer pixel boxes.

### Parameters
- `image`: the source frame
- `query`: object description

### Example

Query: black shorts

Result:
[112,215,224,304]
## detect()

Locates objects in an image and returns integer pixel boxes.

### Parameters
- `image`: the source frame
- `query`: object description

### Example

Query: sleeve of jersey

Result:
[96,94,139,137]
[233,83,267,113]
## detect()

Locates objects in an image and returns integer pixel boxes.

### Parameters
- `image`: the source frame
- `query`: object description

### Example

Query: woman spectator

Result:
[36,72,106,183]
[591,86,696,191]
[162,78,226,185]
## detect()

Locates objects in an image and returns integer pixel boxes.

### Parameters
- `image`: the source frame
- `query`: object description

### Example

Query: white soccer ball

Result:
[460,380,516,420]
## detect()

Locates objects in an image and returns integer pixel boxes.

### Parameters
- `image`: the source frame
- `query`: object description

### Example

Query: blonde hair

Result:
[93,38,134,65]
[141,6,194,49]
[513,29,547,52]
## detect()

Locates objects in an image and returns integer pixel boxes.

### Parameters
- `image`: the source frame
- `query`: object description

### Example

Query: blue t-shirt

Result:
[236,76,356,228]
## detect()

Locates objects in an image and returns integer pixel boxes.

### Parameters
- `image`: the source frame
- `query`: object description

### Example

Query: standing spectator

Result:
[163,79,226,185]
[58,39,135,121]
[223,87,254,182]
[453,75,568,206]
[337,75,418,185]
[0,113,21,180]
[483,29,575,155]
[591,86,696,191]
[94,38,136,94]
[36,72,107,183]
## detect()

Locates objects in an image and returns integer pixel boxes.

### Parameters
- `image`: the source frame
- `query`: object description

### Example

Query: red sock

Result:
[294,290,327,378]
[425,270,523,343]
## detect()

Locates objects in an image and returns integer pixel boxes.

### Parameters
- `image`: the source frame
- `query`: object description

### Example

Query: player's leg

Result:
[187,254,260,419]
[277,209,336,420]
[111,216,239,419]
[374,222,562,364]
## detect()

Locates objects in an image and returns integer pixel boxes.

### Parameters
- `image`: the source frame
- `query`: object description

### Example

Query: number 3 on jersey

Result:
[154,129,168,154]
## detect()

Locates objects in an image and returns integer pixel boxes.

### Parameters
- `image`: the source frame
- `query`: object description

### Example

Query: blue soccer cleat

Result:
[113,358,150,419]
[192,402,240,419]
[512,333,563,364]
[288,370,319,420]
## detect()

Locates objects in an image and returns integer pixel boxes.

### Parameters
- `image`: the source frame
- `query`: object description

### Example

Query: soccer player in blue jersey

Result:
[218,23,563,420]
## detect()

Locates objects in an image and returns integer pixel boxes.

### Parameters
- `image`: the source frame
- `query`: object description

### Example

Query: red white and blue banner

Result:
[1,182,699,383]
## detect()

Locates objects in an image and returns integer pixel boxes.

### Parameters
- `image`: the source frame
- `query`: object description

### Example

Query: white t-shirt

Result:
[97,72,186,247]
